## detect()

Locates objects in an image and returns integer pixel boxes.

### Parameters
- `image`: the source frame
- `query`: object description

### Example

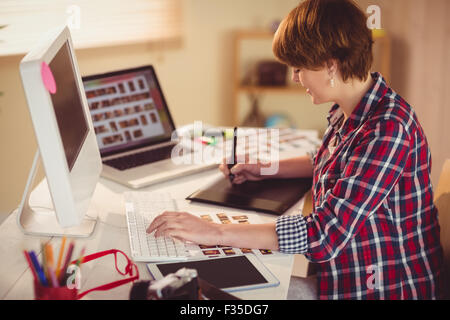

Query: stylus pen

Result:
[227,127,237,183]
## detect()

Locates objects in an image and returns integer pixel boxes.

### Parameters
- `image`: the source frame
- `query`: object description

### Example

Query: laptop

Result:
[82,65,216,189]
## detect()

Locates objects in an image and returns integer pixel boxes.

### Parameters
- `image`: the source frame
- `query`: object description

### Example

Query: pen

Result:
[29,250,48,287]
[56,236,67,277]
[227,127,237,183]
[23,251,39,283]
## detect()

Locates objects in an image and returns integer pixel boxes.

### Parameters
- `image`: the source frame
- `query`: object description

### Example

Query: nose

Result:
[292,71,300,83]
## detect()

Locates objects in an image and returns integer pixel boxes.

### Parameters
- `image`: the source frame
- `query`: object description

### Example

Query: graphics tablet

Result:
[147,255,280,293]
[186,177,312,216]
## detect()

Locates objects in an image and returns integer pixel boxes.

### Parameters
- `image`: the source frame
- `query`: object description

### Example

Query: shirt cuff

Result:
[276,215,308,254]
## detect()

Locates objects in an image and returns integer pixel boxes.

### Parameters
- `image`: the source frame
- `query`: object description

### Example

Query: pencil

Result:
[47,266,59,288]
[58,241,74,285]
[46,243,54,268]
[56,236,67,277]
[41,242,48,281]
[75,247,86,267]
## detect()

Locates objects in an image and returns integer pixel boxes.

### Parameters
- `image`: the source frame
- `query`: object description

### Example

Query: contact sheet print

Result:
[208,127,321,163]
[181,210,286,259]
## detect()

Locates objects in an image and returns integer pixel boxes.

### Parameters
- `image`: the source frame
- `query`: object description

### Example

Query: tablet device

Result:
[147,255,280,293]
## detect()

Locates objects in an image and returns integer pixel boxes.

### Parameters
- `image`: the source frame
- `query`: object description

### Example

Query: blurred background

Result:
[0,0,449,223]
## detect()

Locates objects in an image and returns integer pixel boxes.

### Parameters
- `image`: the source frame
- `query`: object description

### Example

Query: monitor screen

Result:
[49,41,89,171]
[83,67,175,156]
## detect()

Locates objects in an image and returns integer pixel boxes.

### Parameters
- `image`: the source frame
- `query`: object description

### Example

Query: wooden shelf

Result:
[232,29,391,125]
[232,29,307,125]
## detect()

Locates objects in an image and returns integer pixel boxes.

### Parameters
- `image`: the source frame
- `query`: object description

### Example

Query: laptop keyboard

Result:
[104,145,187,171]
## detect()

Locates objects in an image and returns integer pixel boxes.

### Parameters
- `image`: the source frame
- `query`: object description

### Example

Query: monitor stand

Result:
[16,150,98,238]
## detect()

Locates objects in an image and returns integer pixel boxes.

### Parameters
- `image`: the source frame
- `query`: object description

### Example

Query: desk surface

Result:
[0,128,319,300]
[0,169,309,300]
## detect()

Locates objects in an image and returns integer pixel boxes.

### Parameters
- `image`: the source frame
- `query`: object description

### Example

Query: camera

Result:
[130,268,200,300]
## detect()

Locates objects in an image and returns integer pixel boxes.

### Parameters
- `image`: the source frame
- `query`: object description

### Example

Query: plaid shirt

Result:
[276,73,443,299]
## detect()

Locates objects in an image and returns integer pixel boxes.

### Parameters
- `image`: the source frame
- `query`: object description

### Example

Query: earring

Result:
[330,77,335,88]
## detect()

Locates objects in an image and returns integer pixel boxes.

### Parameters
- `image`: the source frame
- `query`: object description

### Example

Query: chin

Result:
[310,93,331,105]
[310,96,324,105]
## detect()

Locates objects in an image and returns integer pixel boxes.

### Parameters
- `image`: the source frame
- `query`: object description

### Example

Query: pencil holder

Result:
[29,249,139,300]
[33,279,78,300]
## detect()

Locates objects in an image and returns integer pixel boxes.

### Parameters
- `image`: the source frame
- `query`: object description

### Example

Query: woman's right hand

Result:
[219,159,268,184]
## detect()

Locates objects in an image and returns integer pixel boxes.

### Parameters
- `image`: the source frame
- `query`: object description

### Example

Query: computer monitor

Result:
[18,25,102,237]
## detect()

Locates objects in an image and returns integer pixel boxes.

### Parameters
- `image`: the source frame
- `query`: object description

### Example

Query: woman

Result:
[148,0,443,299]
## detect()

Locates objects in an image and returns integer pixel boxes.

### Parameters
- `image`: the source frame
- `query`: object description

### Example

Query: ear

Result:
[326,60,338,78]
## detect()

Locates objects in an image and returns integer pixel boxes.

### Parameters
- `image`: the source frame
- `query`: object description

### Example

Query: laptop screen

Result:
[82,66,176,156]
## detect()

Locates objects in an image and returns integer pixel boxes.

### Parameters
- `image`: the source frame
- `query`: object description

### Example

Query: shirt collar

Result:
[327,72,389,133]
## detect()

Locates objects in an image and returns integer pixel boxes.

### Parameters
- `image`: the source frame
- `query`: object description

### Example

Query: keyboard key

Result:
[124,192,187,262]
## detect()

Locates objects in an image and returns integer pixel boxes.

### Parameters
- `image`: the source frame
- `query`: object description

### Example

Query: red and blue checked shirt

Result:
[276,73,444,299]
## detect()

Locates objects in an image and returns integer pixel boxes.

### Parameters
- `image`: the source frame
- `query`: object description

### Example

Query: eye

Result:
[293,68,301,74]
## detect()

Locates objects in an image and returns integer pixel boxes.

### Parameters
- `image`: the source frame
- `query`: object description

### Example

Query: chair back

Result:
[434,159,450,299]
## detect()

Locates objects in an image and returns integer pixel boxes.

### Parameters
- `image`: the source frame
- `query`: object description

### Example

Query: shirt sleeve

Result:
[276,215,308,254]
[276,119,410,261]
[307,148,318,168]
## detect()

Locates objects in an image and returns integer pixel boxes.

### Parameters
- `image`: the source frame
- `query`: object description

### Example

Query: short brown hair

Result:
[272,0,373,81]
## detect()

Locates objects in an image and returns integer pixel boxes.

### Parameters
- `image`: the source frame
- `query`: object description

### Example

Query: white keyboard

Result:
[124,192,188,262]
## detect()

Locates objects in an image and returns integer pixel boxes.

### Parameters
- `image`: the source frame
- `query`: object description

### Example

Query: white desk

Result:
[0,129,319,300]
[0,169,310,300]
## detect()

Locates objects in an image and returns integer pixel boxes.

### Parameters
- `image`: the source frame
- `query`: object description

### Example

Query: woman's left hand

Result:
[146,211,222,245]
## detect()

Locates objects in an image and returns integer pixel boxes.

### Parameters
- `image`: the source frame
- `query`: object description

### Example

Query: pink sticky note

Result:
[41,62,57,94]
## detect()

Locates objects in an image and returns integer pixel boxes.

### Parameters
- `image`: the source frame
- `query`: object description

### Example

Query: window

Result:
[0,0,182,56]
